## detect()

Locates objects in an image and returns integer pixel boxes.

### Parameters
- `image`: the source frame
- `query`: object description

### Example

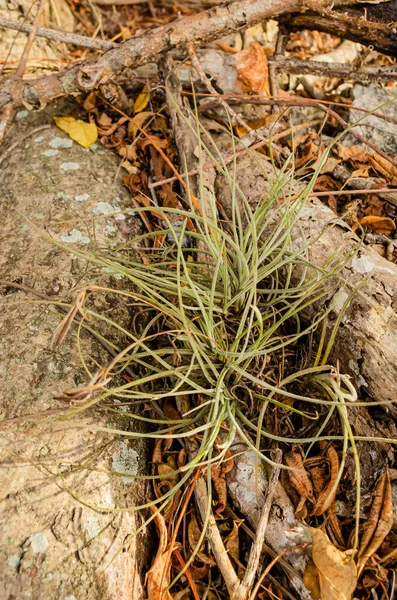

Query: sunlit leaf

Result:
[54,116,98,149]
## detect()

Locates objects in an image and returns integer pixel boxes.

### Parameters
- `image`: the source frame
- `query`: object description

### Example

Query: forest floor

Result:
[1,1,397,599]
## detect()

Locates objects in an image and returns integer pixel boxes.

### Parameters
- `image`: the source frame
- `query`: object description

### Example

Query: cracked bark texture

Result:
[216,150,397,412]
[0,104,150,600]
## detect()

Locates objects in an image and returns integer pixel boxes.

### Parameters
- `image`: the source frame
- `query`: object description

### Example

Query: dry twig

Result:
[235,450,283,600]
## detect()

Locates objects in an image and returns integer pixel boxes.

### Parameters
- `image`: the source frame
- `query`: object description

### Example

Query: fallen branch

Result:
[194,475,240,597]
[0,0,375,112]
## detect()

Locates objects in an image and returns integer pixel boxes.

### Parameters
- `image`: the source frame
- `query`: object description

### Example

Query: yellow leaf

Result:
[54,117,98,149]
[134,85,150,113]
[304,560,321,600]
[306,527,357,600]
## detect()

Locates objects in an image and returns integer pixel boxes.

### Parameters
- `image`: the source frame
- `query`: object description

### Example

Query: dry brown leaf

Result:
[368,154,397,181]
[210,449,234,517]
[171,588,189,600]
[188,513,203,553]
[119,144,138,161]
[235,115,272,138]
[359,215,396,236]
[225,520,244,579]
[357,469,393,577]
[295,140,319,169]
[140,135,169,151]
[128,111,156,139]
[97,112,112,127]
[312,444,339,516]
[235,42,269,95]
[320,156,341,174]
[211,462,227,517]
[351,166,371,178]
[187,513,215,573]
[146,508,176,600]
[327,508,345,548]
[285,451,315,505]
[225,520,240,563]
[337,144,370,163]
[307,527,357,600]
[83,92,97,112]
[157,463,179,484]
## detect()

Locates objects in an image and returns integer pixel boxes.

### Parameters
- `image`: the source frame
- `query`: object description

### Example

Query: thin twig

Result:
[238,449,283,599]
[195,93,397,127]
[0,17,115,50]
[194,475,240,597]
[249,543,310,600]
[267,55,397,83]
[16,0,47,78]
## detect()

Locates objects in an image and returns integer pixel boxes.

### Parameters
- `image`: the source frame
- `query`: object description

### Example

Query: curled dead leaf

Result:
[146,508,177,600]
[305,527,357,600]
[368,154,397,182]
[225,520,244,579]
[285,451,314,517]
[312,443,339,516]
[337,144,370,164]
[210,450,234,517]
[357,468,393,577]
